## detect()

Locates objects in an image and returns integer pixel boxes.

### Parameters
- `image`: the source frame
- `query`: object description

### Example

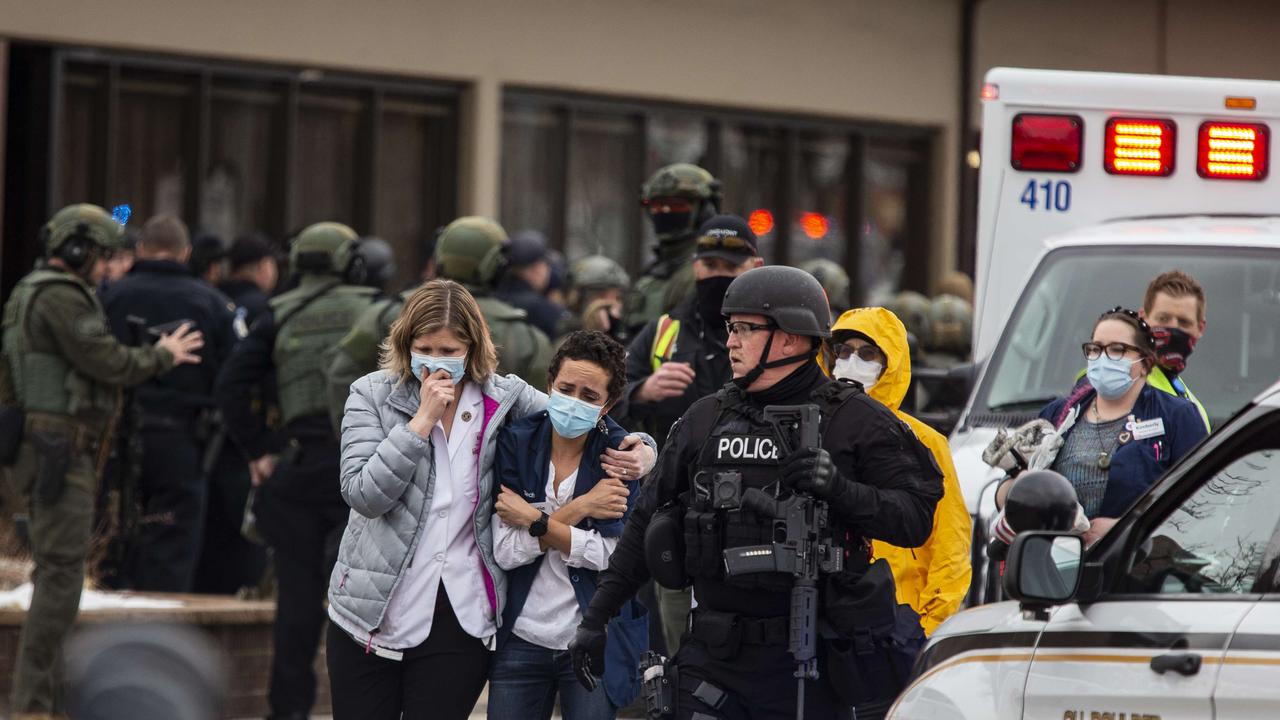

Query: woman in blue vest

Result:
[488,330,648,720]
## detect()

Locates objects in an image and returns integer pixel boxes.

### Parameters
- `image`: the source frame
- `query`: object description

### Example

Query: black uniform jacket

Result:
[219,279,271,326]
[102,259,238,413]
[612,296,730,447]
[587,362,944,622]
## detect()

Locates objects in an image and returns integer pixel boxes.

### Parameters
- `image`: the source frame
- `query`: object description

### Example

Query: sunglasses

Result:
[696,234,754,252]
[832,343,883,363]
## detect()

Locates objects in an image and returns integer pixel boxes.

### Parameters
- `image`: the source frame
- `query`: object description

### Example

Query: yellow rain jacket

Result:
[830,307,972,635]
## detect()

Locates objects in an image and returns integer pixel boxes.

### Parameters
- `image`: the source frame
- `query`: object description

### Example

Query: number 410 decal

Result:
[1020,179,1071,212]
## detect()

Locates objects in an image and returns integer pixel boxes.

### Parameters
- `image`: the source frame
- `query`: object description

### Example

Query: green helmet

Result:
[929,293,973,356]
[887,290,933,348]
[290,221,361,278]
[640,163,722,244]
[433,216,509,287]
[42,203,125,256]
[800,259,850,315]
[569,255,630,292]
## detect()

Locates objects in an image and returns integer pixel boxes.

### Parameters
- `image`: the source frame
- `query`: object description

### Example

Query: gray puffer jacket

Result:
[327,370,545,644]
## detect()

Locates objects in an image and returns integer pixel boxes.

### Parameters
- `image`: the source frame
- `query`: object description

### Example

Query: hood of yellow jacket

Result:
[829,306,910,412]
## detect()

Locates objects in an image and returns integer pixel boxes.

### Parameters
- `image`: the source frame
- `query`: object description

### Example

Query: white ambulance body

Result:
[951,68,1280,602]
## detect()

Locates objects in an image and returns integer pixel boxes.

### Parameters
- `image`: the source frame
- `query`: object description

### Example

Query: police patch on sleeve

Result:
[713,434,781,464]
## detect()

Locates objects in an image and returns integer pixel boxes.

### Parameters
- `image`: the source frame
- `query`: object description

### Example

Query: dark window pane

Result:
[377,97,454,289]
[207,83,283,241]
[645,113,708,173]
[501,104,559,241]
[114,72,195,221]
[790,133,849,267]
[863,147,914,303]
[293,90,363,229]
[567,113,640,266]
[718,124,782,263]
[59,69,105,206]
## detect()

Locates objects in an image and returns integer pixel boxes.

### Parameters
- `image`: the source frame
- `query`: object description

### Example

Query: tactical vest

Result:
[1,269,119,424]
[271,279,377,427]
[626,242,695,329]
[682,380,862,592]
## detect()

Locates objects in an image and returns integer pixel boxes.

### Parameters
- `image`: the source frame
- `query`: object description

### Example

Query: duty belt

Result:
[691,609,790,646]
[24,411,102,454]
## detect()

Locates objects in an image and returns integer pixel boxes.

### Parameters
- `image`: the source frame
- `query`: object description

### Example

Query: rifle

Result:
[720,404,843,720]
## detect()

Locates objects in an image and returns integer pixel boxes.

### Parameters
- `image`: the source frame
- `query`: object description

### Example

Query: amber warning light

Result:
[1198,122,1269,180]
[1104,118,1175,176]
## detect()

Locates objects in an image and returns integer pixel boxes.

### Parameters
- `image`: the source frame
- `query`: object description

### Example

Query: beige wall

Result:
[973,0,1280,127]
[0,0,965,280]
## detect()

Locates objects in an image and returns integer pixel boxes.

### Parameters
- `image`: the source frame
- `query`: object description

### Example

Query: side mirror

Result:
[1003,531,1083,616]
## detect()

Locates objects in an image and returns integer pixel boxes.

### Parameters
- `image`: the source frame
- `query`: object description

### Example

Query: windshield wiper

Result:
[986,396,1058,413]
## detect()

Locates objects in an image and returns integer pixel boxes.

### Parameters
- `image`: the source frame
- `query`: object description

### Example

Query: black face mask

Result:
[650,211,694,240]
[695,275,735,326]
[1152,326,1197,375]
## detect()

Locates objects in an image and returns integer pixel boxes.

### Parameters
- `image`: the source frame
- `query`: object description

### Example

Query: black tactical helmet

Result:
[357,236,397,289]
[721,266,832,338]
[1005,470,1079,533]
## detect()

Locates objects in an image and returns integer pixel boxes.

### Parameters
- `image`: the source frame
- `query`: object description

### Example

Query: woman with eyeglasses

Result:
[996,307,1207,545]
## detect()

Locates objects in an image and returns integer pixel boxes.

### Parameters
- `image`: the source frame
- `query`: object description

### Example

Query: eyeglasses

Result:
[833,343,883,363]
[725,320,775,336]
[1082,341,1146,361]
[697,234,754,252]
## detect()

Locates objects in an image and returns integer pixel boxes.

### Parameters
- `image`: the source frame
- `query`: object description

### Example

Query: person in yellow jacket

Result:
[827,306,972,635]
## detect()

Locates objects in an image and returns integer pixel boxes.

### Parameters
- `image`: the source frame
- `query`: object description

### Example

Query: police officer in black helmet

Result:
[570,266,943,719]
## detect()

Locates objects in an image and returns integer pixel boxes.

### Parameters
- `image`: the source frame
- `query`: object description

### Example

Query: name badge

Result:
[1127,417,1166,440]
[713,434,780,464]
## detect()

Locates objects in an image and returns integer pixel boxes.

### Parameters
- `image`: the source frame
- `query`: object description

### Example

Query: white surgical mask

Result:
[834,355,883,391]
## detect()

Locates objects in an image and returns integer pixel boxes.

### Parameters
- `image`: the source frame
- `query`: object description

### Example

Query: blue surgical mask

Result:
[411,352,467,385]
[547,391,604,439]
[1086,355,1138,399]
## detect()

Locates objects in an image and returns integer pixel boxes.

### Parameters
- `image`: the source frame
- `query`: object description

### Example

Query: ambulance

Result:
[949,68,1280,604]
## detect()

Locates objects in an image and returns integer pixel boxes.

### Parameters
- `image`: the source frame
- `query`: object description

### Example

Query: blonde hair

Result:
[381,279,498,383]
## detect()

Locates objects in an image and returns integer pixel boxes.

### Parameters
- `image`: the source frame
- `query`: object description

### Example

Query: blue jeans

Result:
[487,635,616,720]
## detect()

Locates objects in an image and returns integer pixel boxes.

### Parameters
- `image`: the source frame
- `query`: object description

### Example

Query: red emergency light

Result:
[1198,122,1269,180]
[748,208,774,236]
[1010,114,1083,173]
[1104,117,1175,176]
[799,212,829,240]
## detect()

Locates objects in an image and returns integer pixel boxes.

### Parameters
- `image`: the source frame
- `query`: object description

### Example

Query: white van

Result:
[890,379,1280,720]
[952,68,1280,602]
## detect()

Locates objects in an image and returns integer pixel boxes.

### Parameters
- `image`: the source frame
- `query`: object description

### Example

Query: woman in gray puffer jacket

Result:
[325,279,656,720]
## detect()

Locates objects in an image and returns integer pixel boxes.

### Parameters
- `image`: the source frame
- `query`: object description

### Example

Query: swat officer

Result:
[625,163,722,332]
[100,214,240,592]
[571,266,942,719]
[215,222,378,720]
[324,216,551,428]
[559,254,632,342]
[1,204,204,718]
[219,233,279,326]
[799,258,851,318]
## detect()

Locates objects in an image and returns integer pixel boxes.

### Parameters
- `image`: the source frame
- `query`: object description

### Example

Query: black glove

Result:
[781,446,846,499]
[569,620,607,691]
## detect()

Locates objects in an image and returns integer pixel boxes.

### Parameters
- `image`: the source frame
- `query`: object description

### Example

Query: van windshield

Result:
[972,245,1280,427]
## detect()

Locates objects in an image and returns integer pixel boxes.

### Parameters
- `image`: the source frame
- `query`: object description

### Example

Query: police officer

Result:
[571,266,942,719]
[2,204,204,718]
[495,229,568,338]
[355,235,396,294]
[924,293,973,367]
[215,222,378,720]
[559,254,632,342]
[613,213,762,655]
[219,233,279,326]
[625,163,722,332]
[100,215,240,592]
[324,216,551,428]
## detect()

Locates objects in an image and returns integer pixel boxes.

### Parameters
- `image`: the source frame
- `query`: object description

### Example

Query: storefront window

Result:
[501,104,560,244]
[862,151,912,304]
[719,124,782,263]
[207,82,283,242]
[567,113,641,267]
[377,96,455,288]
[115,73,194,221]
[790,133,850,268]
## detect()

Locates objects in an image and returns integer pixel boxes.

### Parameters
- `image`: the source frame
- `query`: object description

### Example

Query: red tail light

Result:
[1197,122,1269,180]
[1011,114,1083,173]
[1104,117,1175,176]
